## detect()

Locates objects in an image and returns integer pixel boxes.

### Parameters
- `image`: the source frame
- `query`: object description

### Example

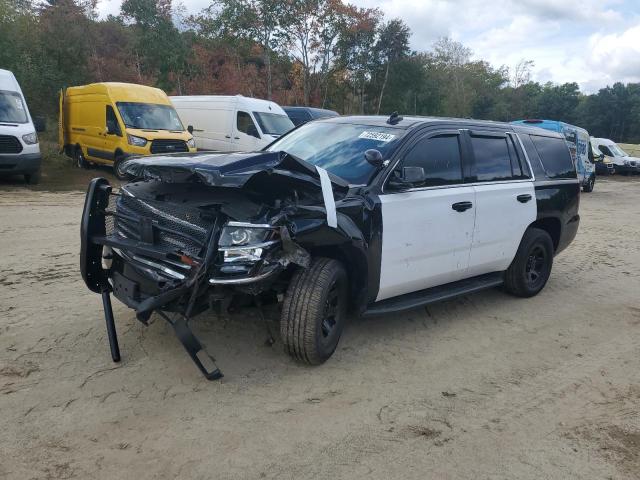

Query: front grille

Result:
[106,193,215,259]
[150,139,188,154]
[0,135,23,154]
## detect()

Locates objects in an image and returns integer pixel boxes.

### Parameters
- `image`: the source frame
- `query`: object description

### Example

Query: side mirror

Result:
[599,153,605,161]
[247,125,260,139]
[187,125,194,134]
[33,116,46,133]
[388,166,426,189]
[364,149,384,168]
[106,123,118,135]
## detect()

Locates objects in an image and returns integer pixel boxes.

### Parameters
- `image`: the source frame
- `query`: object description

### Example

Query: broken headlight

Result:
[218,222,279,267]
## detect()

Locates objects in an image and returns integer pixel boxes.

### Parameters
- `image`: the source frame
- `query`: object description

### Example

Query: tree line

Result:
[2,0,640,142]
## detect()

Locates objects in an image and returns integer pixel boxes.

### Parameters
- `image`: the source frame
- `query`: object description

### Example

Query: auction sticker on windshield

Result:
[358,131,396,142]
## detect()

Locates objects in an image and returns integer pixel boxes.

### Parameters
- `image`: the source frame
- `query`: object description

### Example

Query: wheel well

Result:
[306,245,368,312]
[114,148,124,160]
[528,217,561,251]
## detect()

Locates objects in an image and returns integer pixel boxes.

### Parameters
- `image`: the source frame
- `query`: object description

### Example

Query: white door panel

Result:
[467,182,536,276]
[377,187,476,301]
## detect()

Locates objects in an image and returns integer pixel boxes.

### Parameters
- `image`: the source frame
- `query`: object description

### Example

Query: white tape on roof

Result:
[315,165,338,229]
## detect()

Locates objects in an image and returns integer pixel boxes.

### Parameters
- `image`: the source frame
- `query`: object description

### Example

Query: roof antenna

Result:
[387,111,403,125]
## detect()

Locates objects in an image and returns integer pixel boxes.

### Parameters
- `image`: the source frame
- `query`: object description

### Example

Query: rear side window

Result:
[530,135,576,178]
[471,135,513,181]
[401,134,463,187]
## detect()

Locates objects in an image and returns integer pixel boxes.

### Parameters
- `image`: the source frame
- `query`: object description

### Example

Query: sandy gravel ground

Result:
[1,173,639,479]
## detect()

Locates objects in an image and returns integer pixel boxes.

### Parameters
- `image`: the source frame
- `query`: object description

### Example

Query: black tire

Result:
[280,258,348,365]
[74,146,90,169]
[113,155,130,181]
[504,227,554,298]
[583,175,595,192]
[24,169,41,185]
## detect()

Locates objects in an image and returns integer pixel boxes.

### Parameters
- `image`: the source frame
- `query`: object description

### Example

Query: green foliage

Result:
[1,0,640,142]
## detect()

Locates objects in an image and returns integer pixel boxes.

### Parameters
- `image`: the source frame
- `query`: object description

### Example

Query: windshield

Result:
[0,90,28,123]
[116,102,184,131]
[253,112,294,136]
[266,122,404,184]
[608,143,628,157]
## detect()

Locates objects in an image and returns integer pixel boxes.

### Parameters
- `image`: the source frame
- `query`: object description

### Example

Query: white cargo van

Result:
[0,69,42,184]
[590,137,640,175]
[170,95,294,152]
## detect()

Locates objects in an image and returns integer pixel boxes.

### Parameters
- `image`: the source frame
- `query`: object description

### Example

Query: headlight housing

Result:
[218,222,279,268]
[219,223,278,248]
[22,132,38,145]
[187,137,196,148]
[127,134,147,147]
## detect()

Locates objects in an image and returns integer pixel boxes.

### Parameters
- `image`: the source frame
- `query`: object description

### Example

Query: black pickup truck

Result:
[80,114,580,379]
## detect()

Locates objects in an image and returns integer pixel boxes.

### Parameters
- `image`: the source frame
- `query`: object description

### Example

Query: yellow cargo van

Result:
[59,82,196,178]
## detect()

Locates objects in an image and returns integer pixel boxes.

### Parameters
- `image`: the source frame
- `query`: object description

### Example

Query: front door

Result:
[377,132,476,301]
[233,111,261,151]
[466,131,537,276]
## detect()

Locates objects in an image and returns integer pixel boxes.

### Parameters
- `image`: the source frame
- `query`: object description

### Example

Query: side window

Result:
[530,135,576,178]
[471,134,514,181]
[599,145,613,157]
[237,111,260,138]
[401,134,463,187]
[106,105,121,136]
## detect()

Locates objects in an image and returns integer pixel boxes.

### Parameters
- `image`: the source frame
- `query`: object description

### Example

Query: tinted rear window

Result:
[471,135,513,181]
[530,135,576,178]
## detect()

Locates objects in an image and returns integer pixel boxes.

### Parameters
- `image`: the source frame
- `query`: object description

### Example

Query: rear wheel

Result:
[504,228,554,298]
[74,146,89,169]
[280,258,348,365]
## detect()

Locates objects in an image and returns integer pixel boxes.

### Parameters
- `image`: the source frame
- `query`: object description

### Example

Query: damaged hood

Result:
[121,151,349,194]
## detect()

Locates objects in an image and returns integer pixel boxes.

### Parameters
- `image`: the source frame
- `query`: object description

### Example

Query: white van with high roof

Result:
[0,69,42,184]
[170,95,294,152]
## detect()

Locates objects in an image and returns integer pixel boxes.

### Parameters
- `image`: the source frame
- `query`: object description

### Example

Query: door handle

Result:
[517,194,532,203]
[234,136,240,140]
[225,135,231,139]
[452,201,473,212]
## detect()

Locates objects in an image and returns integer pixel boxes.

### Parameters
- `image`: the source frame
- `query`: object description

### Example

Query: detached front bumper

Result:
[80,178,286,316]
[0,153,41,176]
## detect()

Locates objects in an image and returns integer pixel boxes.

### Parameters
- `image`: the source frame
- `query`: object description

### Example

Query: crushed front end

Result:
[80,151,350,379]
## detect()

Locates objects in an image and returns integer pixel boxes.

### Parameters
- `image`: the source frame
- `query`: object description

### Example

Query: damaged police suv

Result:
[81,114,580,379]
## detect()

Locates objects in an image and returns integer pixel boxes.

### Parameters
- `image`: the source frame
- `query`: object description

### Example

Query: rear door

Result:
[377,130,476,301]
[466,131,536,276]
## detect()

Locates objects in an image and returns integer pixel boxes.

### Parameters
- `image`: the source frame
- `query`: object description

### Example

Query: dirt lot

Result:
[1,162,639,479]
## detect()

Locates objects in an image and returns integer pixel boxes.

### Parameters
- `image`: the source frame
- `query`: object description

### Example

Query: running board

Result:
[363,272,504,317]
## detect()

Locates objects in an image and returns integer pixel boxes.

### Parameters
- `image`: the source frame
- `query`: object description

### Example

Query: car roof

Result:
[283,106,339,117]
[0,69,21,93]
[591,137,615,145]
[511,119,589,135]
[314,115,563,138]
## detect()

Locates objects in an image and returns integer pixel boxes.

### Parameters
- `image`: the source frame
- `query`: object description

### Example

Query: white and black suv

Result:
[81,114,581,379]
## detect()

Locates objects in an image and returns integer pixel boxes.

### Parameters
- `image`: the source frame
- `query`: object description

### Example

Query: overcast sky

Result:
[96,0,640,93]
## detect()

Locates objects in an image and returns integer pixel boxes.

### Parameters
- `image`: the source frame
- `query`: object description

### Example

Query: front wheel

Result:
[113,155,130,181]
[280,258,348,365]
[504,228,554,298]
[25,169,41,185]
[583,175,595,192]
